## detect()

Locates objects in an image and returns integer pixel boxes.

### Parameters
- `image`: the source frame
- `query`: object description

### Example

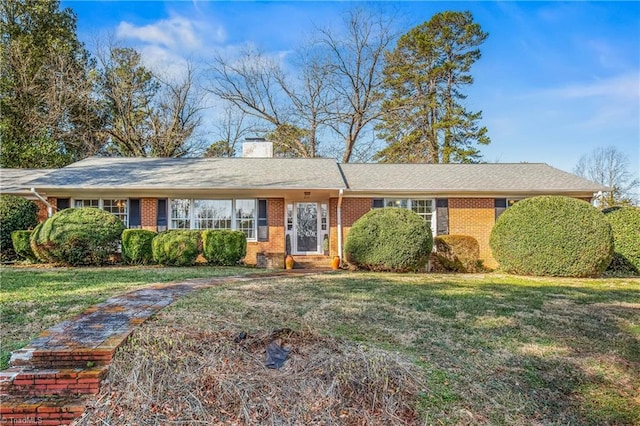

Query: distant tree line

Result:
[1,0,495,168]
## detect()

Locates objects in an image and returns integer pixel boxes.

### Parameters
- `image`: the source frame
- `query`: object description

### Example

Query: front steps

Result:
[291,255,333,269]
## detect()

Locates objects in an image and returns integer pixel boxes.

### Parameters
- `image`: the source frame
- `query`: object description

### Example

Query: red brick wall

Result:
[36,200,49,222]
[448,198,497,268]
[329,198,372,258]
[245,198,285,265]
[141,198,158,231]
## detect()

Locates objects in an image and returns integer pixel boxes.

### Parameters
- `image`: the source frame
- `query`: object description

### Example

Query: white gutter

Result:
[337,189,344,265]
[30,188,53,217]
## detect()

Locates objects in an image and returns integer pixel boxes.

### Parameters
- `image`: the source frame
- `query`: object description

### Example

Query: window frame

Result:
[169,198,258,241]
[71,198,129,227]
[383,197,436,235]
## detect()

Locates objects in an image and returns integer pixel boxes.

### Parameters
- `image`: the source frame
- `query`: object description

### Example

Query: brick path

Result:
[0,271,319,425]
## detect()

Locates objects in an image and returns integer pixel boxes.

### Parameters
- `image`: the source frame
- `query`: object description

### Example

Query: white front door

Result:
[294,202,319,254]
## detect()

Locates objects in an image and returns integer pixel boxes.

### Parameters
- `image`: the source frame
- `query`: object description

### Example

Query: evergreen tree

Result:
[376,11,490,164]
[0,0,103,168]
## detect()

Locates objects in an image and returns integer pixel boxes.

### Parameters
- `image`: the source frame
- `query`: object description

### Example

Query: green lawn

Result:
[80,272,640,425]
[0,265,260,369]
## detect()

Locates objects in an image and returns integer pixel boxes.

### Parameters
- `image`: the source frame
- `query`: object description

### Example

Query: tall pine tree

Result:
[0,0,104,168]
[376,11,490,164]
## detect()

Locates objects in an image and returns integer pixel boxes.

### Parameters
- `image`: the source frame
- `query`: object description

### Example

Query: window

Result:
[72,199,128,227]
[320,203,328,231]
[74,199,99,208]
[194,200,232,230]
[235,199,256,239]
[507,199,521,207]
[384,198,436,234]
[103,199,128,227]
[170,199,258,240]
[171,199,191,229]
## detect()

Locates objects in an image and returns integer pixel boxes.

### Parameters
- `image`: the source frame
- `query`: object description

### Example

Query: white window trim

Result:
[71,198,129,227]
[169,198,258,241]
[383,198,437,236]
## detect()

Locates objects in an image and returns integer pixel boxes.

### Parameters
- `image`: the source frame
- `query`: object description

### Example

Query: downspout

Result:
[337,188,344,265]
[30,188,53,217]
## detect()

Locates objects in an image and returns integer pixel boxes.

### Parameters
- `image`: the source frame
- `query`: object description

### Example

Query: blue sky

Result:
[62,1,639,178]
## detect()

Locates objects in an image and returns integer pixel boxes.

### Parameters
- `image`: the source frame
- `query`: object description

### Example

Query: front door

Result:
[295,202,318,254]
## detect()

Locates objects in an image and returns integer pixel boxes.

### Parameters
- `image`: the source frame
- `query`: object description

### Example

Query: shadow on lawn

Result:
[310,275,640,425]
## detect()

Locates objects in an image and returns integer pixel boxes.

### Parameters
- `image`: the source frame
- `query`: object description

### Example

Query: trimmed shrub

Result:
[432,235,481,273]
[122,229,157,265]
[30,223,52,263]
[603,206,640,275]
[11,230,37,262]
[345,208,433,272]
[152,230,202,266]
[0,194,39,260]
[490,196,613,277]
[30,208,125,266]
[202,230,247,266]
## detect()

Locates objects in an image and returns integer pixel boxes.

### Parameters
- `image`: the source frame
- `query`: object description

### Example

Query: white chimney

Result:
[242,138,273,158]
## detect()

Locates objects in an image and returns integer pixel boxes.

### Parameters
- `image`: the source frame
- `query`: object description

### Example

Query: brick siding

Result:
[141,198,158,231]
[329,198,372,258]
[245,198,285,266]
[448,198,497,268]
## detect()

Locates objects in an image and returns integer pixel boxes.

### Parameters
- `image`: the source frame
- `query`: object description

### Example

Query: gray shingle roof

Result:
[16,157,606,195]
[25,157,347,190]
[339,163,609,193]
[0,169,56,193]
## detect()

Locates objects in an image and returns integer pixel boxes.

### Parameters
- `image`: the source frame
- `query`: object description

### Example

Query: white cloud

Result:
[538,72,639,101]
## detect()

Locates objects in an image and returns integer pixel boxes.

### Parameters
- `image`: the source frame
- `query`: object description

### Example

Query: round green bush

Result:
[152,230,202,266]
[11,230,37,262]
[122,229,157,265]
[603,206,640,275]
[432,235,481,273]
[490,196,613,277]
[30,208,125,266]
[0,194,39,260]
[202,230,247,266]
[345,208,433,272]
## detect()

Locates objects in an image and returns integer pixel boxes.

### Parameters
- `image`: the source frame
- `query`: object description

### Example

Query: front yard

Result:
[78,272,639,425]
[0,266,259,369]
[2,268,638,424]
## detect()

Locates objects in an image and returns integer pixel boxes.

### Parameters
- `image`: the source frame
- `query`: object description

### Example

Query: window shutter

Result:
[157,199,168,230]
[495,198,507,221]
[56,198,70,210]
[258,199,268,241]
[372,199,384,209]
[436,198,449,235]
[129,199,141,228]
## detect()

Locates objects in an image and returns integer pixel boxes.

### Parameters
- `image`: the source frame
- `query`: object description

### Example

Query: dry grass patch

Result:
[79,273,640,425]
[79,325,426,425]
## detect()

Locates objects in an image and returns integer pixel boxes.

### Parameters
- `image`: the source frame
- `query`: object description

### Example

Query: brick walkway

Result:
[0,271,319,425]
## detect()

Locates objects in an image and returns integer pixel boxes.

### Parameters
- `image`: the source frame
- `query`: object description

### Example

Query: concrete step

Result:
[291,255,333,269]
[0,366,107,397]
[0,395,86,425]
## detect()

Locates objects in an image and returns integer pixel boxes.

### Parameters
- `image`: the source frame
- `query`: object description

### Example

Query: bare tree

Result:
[204,104,257,157]
[574,146,640,207]
[96,43,204,157]
[206,8,395,161]
[207,46,332,157]
[317,8,395,162]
